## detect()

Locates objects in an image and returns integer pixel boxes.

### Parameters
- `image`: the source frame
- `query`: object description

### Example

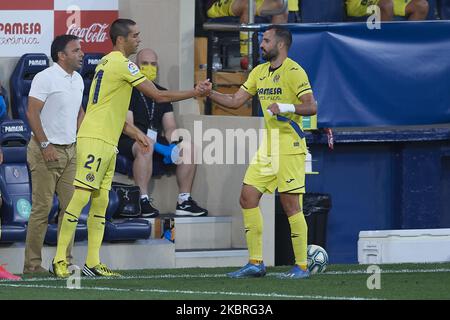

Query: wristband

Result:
[277,103,296,113]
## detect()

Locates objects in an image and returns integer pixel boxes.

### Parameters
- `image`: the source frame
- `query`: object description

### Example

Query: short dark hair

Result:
[266,25,292,50]
[51,34,80,63]
[110,18,136,45]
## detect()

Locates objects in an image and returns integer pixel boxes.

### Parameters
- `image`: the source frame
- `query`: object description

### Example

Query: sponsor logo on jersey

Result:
[128,61,139,75]
[257,87,282,95]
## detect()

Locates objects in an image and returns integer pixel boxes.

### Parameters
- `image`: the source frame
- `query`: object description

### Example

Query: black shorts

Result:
[117,135,176,176]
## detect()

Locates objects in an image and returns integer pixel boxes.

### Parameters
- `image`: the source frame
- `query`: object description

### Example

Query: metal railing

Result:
[202,0,287,115]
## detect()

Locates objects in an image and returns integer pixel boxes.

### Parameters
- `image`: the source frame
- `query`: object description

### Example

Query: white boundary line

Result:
[1,267,449,283]
[2,268,449,300]
[0,283,379,300]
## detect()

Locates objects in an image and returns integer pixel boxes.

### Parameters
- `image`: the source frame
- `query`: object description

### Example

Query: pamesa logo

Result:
[16,198,31,220]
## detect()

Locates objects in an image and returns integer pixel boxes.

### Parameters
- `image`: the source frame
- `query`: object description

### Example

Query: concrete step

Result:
[0,239,175,274]
[175,248,248,268]
[141,215,233,250]
[173,216,232,250]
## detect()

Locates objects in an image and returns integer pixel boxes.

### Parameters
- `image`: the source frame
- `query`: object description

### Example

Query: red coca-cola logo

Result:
[55,10,117,53]
[66,23,108,43]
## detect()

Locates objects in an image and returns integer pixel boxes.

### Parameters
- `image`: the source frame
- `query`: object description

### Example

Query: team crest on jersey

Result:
[86,173,95,183]
[273,74,280,83]
[128,61,139,75]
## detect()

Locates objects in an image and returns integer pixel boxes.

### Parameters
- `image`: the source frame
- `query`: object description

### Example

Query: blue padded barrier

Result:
[44,195,88,245]
[9,54,49,126]
[78,53,104,110]
[0,119,31,242]
[258,21,450,127]
[103,190,151,242]
[302,125,450,263]
[45,189,150,244]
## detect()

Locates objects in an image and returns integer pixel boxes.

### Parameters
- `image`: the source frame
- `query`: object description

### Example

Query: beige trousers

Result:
[24,138,77,272]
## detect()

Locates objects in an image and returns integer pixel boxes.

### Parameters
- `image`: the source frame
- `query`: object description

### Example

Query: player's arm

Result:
[208,88,252,109]
[266,93,317,116]
[295,93,317,116]
[123,117,152,153]
[125,110,134,125]
[135,79,209,103]
[26,96,58,161]
[76,105,85,130]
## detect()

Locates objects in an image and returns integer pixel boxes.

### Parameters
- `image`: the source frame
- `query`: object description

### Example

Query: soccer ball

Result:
[307,244,329,274]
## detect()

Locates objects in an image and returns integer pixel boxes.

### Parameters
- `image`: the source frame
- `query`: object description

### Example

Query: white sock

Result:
[178,193,190,204]
[140,194,149,200]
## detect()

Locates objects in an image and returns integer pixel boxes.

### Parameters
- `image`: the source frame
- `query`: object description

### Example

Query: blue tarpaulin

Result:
[260,21,450,127]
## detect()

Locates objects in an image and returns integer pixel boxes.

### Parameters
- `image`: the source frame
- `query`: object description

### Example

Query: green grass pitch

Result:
[1,263,450,300]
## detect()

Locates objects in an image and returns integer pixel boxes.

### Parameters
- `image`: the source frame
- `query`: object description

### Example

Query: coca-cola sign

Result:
[54,10,117,53]
[66,23,108,43]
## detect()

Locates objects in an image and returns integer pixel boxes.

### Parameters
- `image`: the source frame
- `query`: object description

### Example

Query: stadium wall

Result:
[306,126,450,263]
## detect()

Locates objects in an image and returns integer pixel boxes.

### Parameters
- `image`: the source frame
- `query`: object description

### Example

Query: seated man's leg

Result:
[287,0,300,23]
[258,0,288,23]
[379,0,394,20]
[207,0,240,18]
[119,136,158,217]
[174,141,207,216]
[131,140,159,217]
[346,0,393,21]
[402,0,429,20]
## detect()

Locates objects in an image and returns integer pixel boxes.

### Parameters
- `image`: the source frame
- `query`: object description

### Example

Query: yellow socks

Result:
[85,189,109,268]
[288,212,308,270]
[240,32,249,56]
[54,188,91,262]
[242,207,264,262]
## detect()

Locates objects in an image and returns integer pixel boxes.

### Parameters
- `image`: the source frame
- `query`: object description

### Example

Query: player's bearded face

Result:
[262,45,278,61]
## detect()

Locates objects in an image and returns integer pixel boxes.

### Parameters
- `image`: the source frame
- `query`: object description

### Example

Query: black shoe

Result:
[140,197,159,218]
[175,197,208,217]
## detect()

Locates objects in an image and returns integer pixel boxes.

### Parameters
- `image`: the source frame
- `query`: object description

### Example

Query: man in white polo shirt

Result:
[23,35,85,274]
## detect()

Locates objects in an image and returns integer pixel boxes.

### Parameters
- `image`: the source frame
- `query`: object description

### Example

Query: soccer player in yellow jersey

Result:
[206,0,289,69]
[207,25,317,279]
[345,0,428,21]
[51,19,210,278]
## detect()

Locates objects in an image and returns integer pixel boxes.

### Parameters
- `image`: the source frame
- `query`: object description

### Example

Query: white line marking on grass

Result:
[0,283,379,300]
[318,268,450,275]
[2,267,449,284]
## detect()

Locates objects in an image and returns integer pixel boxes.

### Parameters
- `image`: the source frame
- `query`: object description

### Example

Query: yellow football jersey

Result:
[241,57,313,155]
[288,0,299,12]
[77,51,146,146]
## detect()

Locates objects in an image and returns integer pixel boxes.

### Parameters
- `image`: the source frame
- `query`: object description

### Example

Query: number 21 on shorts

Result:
[84,154,102,172]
